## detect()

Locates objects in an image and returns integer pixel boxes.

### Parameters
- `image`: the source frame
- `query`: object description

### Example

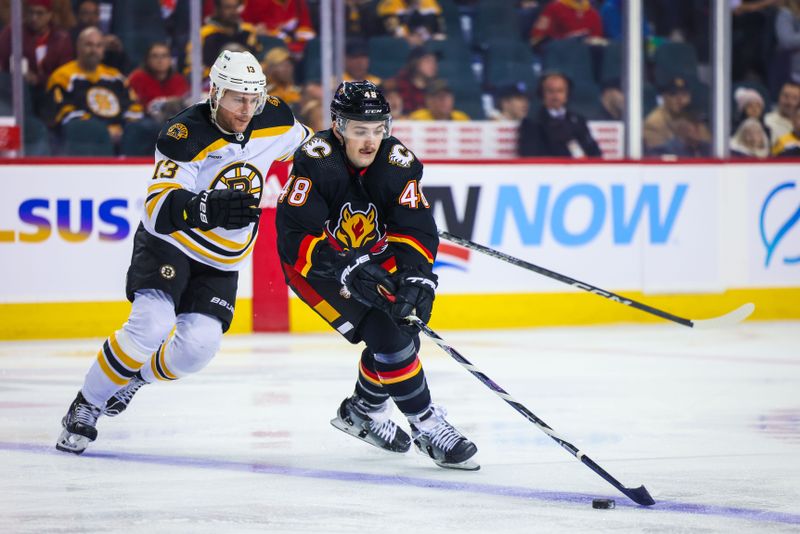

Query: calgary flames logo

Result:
[331,203,381,250]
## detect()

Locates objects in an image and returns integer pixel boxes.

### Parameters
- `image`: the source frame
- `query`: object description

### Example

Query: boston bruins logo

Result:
[167,123,188,140]
[302,137,332,159]
[160,264,176,280]
[330,203,382,250]
[388,144,414,168]
[86,87,120,118]
[209,161,264,202]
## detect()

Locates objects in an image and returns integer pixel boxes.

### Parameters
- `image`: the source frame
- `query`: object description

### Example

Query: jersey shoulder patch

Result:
[156,103,221,162]
[250,96,296,130]
[374,137,423,180]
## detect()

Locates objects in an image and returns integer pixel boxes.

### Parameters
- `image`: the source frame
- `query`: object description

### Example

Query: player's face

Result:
[339,120,388,168]
[216,89,261,133]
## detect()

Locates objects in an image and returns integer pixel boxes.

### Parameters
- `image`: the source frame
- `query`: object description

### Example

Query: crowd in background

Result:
[2,0,800,159]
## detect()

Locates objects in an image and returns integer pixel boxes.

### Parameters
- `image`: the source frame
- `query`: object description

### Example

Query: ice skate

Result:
[104,372,148,417]
[56,392,102,455]
[330,395,411,453]
[410,404,479,471]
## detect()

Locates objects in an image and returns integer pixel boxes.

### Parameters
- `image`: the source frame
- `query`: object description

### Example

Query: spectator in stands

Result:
[261,47,301,107]
[529,0,604,48]
[343,39,382,85]
[764,81,800,144]
[599,78,624,120]
[0,0,74,92]
[68,0,129,74]
[772,105,800,155]
[377,0,446,47]
[408,78,469,120]
[46,26,142,146]
[189,0,261,78]
[298,97,323,132]
[490,82,530,121]
[384,46,439,115]
[345,0,382,39]
[240,0,315,58]
[650,111,711,157]
[732,86,769,142]
[644,76,710,152]
[127,42,188,124]
[517,71,601,157]
[775,0,800,84]
[383,85,406,119]
[730,117,771,158]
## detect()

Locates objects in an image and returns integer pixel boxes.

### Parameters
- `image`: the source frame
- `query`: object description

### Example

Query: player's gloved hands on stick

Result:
[184,189,261,231]
[391,267,437,324]
[336,248,396,313]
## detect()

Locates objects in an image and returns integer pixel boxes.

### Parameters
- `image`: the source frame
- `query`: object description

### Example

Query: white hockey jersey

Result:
[142,97,312,271]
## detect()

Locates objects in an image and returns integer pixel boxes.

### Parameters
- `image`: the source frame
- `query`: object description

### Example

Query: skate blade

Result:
[434,458,481,471]
[55,429,91,455]
[329,417,410,453]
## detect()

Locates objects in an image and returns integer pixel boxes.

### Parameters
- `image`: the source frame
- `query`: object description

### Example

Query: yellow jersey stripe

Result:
[172,231,257,264]
[197,228,253,249]
[299,235,326,277]
[147,182,182,195]
[145,188,173,219]
[251,125,292,139]
[192,138,229,162]
[387,235,435,264]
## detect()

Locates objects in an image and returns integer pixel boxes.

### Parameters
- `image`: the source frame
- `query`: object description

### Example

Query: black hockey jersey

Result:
[143,97,311,271]
[276,129,438,279]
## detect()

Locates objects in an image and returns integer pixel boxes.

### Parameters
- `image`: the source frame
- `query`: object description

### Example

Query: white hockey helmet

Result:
[208,50,268,127]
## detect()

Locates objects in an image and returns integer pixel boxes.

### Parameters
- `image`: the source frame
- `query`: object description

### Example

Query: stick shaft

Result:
[439,230,694,327]
[411,316,655,505]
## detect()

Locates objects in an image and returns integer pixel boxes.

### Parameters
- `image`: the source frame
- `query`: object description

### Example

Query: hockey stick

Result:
[408,315,656,506]
[439,231,754,329]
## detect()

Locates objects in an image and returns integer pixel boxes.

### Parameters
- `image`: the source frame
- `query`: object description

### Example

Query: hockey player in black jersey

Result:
[276,81,478,470]
[56,50,311,454]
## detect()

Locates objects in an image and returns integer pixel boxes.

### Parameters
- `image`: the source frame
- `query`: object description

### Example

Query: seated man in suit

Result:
[517,71,601,158]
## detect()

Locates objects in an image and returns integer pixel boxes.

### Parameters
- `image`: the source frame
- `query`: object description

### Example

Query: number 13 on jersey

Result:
[399,179,430,209]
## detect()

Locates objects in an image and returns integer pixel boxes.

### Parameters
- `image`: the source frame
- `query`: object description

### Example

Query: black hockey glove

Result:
[390,267,437,325]
[184,189,261,231]
[336,248,396,313]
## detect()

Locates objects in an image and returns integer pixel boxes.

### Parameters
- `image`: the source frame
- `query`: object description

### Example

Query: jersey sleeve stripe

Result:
[294,233,327,277]
[145,186,181,219]
[191,138,230,162]
[196,228,253,249]
[251,125,293,138]
[172,231,257,265]
[386,232,434,264]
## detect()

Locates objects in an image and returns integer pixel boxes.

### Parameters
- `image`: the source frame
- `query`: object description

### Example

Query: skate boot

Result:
[330,395,411,453]
[104,372,148,417]
[410,404,479,471]
[56,392,102,455]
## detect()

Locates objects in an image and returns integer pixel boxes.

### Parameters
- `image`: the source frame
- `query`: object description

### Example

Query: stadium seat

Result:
[367,36,411,80]
[473,0,519,47]
[111,0,167,66]
[600,41,621,85]
[652,41,698,88]
[24,116,51,156]
[437,0,464,39]
[542,37,595,86]
[63,119,114,156]
[258,35,287,57]
[120,119,161,156]
[483,38,538,89]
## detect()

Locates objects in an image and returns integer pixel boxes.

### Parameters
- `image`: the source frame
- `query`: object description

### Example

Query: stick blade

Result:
[691,303,755,329]
[622,485,656,506]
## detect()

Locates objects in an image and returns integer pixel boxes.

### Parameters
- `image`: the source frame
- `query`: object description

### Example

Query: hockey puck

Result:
[592,499,615,509]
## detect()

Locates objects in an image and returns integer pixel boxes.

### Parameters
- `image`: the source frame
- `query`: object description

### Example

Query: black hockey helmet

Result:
[330,81,391,122]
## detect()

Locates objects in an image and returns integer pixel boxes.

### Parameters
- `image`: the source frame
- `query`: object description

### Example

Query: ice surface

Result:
[1,321,798,533]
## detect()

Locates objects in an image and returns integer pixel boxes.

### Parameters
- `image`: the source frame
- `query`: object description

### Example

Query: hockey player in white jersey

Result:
[56,50,312,454]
